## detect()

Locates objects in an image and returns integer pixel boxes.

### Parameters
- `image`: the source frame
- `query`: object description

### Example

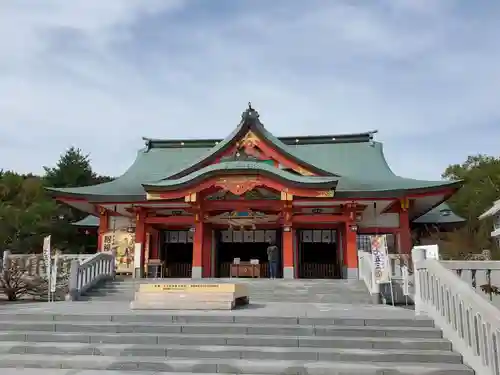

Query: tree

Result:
[0,147,112,255]
[0,171,57,253]
[42,147,113,252]
[442,155,500,222]
[441,154,500,258]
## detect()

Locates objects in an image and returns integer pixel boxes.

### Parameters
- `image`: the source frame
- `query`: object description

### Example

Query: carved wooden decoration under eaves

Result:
[236,130,315,176]
[295,166,315,176]
[214,177,261,196]
[237,130,260,151]
[185,193,197,203]
[316,190,335,198]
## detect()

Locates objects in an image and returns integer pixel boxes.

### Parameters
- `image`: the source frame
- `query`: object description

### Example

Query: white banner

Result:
[402,266,409,296]
[50,253,58,293]
[371,235,391,284]
[42,235,51,265]
[42,235,52,301]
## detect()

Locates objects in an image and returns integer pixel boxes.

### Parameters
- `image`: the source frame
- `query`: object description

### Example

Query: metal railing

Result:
[67,252,115,300]
[412,247,500,375]
[217,262,338,279]
[298,263,338,279]
[164,263,192,278]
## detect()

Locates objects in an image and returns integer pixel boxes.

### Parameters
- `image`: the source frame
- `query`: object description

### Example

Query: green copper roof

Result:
[72,215,99,227]
[143,161,339,191]
[413,203,466,224]
[164,105,334,179]
[47,106,462,202]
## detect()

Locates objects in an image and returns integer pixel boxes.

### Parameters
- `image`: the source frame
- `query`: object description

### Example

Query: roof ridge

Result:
[142,131,377,149]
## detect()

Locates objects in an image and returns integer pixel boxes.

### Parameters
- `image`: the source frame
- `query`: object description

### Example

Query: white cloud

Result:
[0,1,499,179]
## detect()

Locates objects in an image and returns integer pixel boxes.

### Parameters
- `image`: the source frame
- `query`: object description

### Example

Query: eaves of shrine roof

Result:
[46,141,463,202]
[412,202,466,224]
[333,176,462,199]
[142,161,339,191]
[72,215,99,227]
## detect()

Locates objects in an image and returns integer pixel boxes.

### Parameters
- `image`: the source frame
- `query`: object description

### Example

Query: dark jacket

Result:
[267,245,278,262]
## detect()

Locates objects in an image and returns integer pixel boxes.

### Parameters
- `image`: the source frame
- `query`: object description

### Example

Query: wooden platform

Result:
[130,283,250,310]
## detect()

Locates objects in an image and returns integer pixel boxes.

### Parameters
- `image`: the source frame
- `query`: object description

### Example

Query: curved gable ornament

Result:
[233,130,316,177]
[214,177,261,196]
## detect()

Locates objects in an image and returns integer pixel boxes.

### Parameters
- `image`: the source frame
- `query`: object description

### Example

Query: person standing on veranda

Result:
[266,240,279,279]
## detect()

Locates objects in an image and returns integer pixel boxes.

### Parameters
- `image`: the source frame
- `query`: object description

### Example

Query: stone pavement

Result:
[0,279,473,374]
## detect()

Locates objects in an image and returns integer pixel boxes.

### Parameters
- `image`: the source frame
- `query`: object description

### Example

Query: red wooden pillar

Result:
[399,199,412,254]
[134,209,146,278]
[192,221,204,278]
[343,203,358,279]
[282,227,294,279]
[343,222,358,279]
[97,208,109,252]
[201,224,212,278]
[149,227,160,260]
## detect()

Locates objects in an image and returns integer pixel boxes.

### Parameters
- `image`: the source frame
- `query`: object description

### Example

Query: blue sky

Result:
[0,0,499,180]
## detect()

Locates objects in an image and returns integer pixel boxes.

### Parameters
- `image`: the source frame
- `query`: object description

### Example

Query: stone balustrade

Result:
[0,252,93,277]
[412,247,500,375]
[67,252,115,300]
[441,261,500,308]
[357,251,380,302]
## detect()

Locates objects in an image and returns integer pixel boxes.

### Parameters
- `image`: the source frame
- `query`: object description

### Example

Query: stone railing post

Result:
[111,250,116,276]
[411,246,426,315]
[2,250,11,269]
[67,260,80,301]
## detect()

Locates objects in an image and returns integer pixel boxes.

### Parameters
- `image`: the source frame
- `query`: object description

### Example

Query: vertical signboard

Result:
[106,230,135,274]
[50,252,58,293]
[371,235,391,284]
[402,266,409,296]
[42,235,52,301]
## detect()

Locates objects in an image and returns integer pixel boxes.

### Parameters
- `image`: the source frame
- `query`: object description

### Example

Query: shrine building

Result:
[49,105,463,279]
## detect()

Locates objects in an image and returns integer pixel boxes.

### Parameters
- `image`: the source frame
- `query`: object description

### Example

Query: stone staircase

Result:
[0,311,472,374]
[81,277,375,304]
[0,279,473,374]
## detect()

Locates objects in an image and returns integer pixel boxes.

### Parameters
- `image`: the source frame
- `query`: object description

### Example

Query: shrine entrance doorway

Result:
[214,229,282,278]
[297,229,340,279]
[160,230,193,278]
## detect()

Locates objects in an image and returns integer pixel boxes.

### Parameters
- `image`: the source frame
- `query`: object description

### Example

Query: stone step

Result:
[0,341,462,363]
[85,288,134,293]
[81,295,376,304]
[0,321,443,338]
[0,331,453,350]
[81,279,375,304]
[0,354,474,374]
[0,313,435,327]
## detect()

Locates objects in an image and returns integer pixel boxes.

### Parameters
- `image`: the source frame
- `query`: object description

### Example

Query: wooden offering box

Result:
[231,261,260,278]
